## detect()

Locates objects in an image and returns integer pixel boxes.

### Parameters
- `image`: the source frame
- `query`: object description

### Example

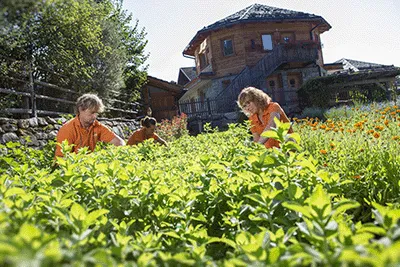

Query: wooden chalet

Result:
[141,76,183,121]
[178,3,331,120]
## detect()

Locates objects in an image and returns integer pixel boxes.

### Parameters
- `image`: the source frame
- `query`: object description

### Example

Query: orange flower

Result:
[392,136,400,141]
[352,175,361,179]
[320,149,327,155]
[330,143,335,149]
[373,132,380,138]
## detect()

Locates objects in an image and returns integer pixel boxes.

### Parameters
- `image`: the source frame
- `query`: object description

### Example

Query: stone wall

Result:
[0,117,140,148]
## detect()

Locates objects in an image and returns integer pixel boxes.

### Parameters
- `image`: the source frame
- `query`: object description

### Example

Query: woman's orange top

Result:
[249,102,293,148]
[127,127,159,146]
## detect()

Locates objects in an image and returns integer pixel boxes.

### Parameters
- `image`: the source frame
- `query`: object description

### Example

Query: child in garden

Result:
[237,86,293,148]
[127,116,167,146]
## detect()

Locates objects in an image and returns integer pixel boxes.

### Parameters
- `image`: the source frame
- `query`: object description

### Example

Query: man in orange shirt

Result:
[55,94,125,157]
[127,116,167,146]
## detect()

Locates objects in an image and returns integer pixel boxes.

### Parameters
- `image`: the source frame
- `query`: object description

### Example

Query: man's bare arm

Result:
[110,135,125,146]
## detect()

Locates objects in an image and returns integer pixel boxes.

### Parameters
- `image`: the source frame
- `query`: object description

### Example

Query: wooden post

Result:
[28,60,36,118]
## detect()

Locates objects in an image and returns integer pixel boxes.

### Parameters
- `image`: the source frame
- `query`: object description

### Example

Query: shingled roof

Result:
[334,58,393,71]
[184,3,331,56]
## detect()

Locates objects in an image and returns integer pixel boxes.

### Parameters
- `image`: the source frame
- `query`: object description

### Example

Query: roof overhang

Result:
[183,17,331,56]
[146,76,183,94]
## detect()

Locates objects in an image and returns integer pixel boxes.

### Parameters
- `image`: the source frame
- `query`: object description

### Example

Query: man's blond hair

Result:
[75,93,104,114]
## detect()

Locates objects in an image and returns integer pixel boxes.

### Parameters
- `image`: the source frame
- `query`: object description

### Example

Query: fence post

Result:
[28,58,37,118]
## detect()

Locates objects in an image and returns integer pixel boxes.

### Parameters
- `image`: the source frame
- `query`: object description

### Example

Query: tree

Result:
[0,0,148,103]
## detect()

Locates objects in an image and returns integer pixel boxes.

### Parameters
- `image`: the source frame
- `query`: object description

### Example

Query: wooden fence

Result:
[0,56,141,119]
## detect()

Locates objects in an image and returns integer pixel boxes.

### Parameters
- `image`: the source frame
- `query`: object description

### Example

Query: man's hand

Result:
[110,135,125,146]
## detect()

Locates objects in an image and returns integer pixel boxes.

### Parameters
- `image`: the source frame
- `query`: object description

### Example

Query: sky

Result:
[122,0,400,83]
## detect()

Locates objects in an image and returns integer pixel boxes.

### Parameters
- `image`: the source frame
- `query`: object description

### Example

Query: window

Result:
[289,79,296,88]
[251,39,255,49]
[269,80,276,89]
[262,34,273,50]
[222,39,233,56]
[199,53,208,70]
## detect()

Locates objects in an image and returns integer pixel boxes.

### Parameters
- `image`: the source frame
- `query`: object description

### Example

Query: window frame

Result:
[261,34,273,51]
[221,38,234,56]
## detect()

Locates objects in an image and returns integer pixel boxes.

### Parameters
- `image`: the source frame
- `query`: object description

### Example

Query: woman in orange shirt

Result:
[237,86,293,149]
[127,116,167,146]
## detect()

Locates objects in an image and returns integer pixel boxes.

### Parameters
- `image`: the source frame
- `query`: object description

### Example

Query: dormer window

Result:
[199,53,208,70]
[261,34,273,50]
[222,39,234,56]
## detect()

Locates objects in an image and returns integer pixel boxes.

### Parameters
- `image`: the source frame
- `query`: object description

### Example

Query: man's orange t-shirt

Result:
[127,127,159,146]
[55,116,116,157]
[249,102,293,148]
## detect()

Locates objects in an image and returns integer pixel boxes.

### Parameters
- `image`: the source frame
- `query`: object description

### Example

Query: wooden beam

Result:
[0,108,32,114]
[34,80,78,95]
[35,94,76,104]
[0,88,31,97]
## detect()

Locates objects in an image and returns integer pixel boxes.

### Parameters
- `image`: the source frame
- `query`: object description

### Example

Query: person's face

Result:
[145,124,156,136]
[79,107,99,128]
[242,100,258,115]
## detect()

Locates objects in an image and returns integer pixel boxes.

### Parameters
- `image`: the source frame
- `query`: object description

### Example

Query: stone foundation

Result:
[0,117,140,148]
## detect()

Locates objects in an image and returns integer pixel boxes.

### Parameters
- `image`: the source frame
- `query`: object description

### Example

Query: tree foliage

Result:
[0,0,148,101]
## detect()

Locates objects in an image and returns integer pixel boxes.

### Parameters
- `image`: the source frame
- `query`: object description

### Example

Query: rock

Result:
[26,135,39,146]
[35,132,48,140]
[37,117,48,126]
[0,126,4,134]
[28,118,38,127]
[46,117,57,124]
[18,119,30,129]
[102,120,113,127]
[1,132,19,144]
[38,140,48,147]
[0,118,17,125]
[19,135,39,146]
[2,123,18,132]
[54,124,62,130]
[58,117,67,124]
[44,124,55,131]
[17,129,30,136]
[48,130,58,140]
